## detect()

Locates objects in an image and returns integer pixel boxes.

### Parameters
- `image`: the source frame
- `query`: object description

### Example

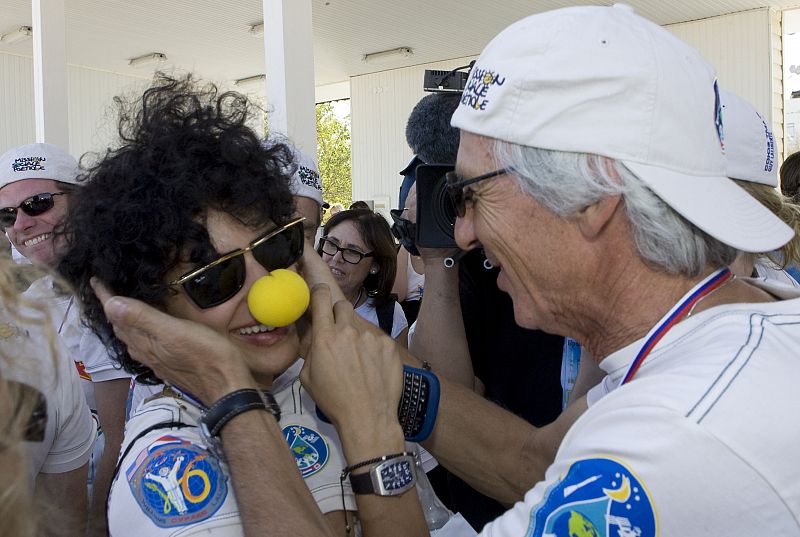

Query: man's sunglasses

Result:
[445,168,514,217]
[170,217,305,309]
[0,192,66,229]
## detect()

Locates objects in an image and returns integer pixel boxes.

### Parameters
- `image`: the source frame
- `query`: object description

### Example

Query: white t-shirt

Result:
[23,276,132,409]
[406,254,425,302]
[482,283,800,536]
[0,309,96,481]
[355,298,408,340]
[108,360,355,536]
[109,359,449,535]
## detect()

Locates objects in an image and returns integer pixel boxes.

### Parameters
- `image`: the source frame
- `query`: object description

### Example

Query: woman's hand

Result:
[91,278,257,404]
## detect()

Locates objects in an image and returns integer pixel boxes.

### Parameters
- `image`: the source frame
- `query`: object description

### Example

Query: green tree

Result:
[316,101,352,211]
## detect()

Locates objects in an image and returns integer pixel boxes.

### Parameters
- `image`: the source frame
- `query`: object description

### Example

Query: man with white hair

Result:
[87,5,800,536]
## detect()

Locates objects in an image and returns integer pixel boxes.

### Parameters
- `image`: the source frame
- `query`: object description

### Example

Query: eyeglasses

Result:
[445,168,514,217]
[0,192,66,229]
[171,217,305,309]
[318,237,374,264]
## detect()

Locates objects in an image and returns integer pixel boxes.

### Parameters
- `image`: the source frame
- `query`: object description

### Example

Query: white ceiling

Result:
[2,0,800,87]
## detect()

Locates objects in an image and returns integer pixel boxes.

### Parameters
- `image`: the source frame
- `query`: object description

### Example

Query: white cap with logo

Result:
[720,90,778,187]
[288,147,329,209]
[0,143,80,189]
[451,3,792,253]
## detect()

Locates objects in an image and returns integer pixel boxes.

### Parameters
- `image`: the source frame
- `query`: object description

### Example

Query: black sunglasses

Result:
[445,168,514,217]
[171,217,305,309]
[0,192,66,229]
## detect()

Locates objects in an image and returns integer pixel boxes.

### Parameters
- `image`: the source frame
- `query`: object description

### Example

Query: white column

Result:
[32,0,70,152]
[263,0,318,156]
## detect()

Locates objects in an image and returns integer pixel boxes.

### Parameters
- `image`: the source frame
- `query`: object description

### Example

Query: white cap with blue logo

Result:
[0,143,80,190]
[451,3,792,253]
[720,89,778,187]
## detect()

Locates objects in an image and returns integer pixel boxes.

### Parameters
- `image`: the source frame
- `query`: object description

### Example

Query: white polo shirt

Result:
[481,283,800,536]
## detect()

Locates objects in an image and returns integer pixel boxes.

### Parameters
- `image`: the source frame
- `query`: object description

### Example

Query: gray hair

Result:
[491,141,737,277]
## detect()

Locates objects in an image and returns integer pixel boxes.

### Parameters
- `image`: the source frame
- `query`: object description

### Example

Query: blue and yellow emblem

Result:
[283,424,329,478]
[126,436,228,528]
[527,457,657,537]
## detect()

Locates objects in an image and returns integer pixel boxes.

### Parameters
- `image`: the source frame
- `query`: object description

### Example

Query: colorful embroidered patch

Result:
[526,457,657,537]
[127,437,228,528]
[283,424,329,478]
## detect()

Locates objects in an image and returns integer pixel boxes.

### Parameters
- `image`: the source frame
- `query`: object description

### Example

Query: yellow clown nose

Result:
[247,269,310,327]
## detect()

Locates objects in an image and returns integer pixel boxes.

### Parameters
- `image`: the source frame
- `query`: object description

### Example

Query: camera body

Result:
[414,163,457,248]
[423,69,469,93]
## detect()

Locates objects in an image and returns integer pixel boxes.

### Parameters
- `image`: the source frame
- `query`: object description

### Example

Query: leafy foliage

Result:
[316,101,352,211]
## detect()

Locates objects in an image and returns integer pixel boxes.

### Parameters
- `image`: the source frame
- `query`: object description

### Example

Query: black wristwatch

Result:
[200,389,280,460]
[349,454,417,496]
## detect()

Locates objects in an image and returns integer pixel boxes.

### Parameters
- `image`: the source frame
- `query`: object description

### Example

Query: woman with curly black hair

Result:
[58,74,361,536]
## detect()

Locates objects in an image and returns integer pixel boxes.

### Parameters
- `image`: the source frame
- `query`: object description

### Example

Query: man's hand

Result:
[91,278,256,404]
[300,284,403,438]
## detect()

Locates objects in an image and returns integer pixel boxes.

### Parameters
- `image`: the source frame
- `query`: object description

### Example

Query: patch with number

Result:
[126,436,228,528]
[526,457,657,537]
[283,424,329,478]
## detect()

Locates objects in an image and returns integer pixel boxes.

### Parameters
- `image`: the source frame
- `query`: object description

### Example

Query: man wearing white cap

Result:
[85,5,800,536]
[288,147,329,244]
[0,142,130,536]
[0,143,96,533]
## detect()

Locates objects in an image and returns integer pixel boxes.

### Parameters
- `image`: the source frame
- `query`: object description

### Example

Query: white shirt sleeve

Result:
[79,328,132,382]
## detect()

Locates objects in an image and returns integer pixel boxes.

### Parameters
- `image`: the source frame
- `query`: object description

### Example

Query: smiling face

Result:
[321,220,377,299]
[0,178,69,267]
[164,209,300,387]
[453,131,579,333]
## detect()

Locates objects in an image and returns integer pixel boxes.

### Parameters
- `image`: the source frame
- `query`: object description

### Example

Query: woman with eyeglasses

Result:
[58,74,364,536]
[318,209,409,347]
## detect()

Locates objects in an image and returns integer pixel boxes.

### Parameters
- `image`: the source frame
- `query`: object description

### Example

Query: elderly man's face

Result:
[293,196,322,244]
[453,132,576,333]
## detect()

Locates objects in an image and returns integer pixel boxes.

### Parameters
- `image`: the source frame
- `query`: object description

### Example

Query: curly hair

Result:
[58,74,296,384]
[780,151,800,201]
[319,209,397,306]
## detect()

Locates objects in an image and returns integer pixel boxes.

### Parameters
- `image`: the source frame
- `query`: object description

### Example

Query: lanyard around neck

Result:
[619,268,733,386]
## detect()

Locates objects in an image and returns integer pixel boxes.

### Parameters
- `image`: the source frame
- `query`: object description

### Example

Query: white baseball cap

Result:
[287,146,328,209]
[451,3,792,253]
[0,143,80,189]
[720,90,778,187]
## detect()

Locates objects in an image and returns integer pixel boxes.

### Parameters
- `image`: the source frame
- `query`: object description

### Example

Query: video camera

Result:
[410,62,473,249]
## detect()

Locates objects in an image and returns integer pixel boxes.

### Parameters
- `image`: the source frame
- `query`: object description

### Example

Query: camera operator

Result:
[396,92,567,529]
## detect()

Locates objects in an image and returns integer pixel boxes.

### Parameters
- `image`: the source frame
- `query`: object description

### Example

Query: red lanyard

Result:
[620,268,733,385]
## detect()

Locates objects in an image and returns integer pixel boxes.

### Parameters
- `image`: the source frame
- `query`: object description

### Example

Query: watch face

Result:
[379,460,415,491]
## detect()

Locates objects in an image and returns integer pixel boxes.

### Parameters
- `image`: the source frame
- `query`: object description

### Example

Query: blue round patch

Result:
[283,424,329,478]
[127,440,228,528]
[527,457,657,537]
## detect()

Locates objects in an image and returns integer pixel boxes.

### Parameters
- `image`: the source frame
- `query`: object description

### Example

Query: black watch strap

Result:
[349,470,375,494]
[201,389,280,438]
